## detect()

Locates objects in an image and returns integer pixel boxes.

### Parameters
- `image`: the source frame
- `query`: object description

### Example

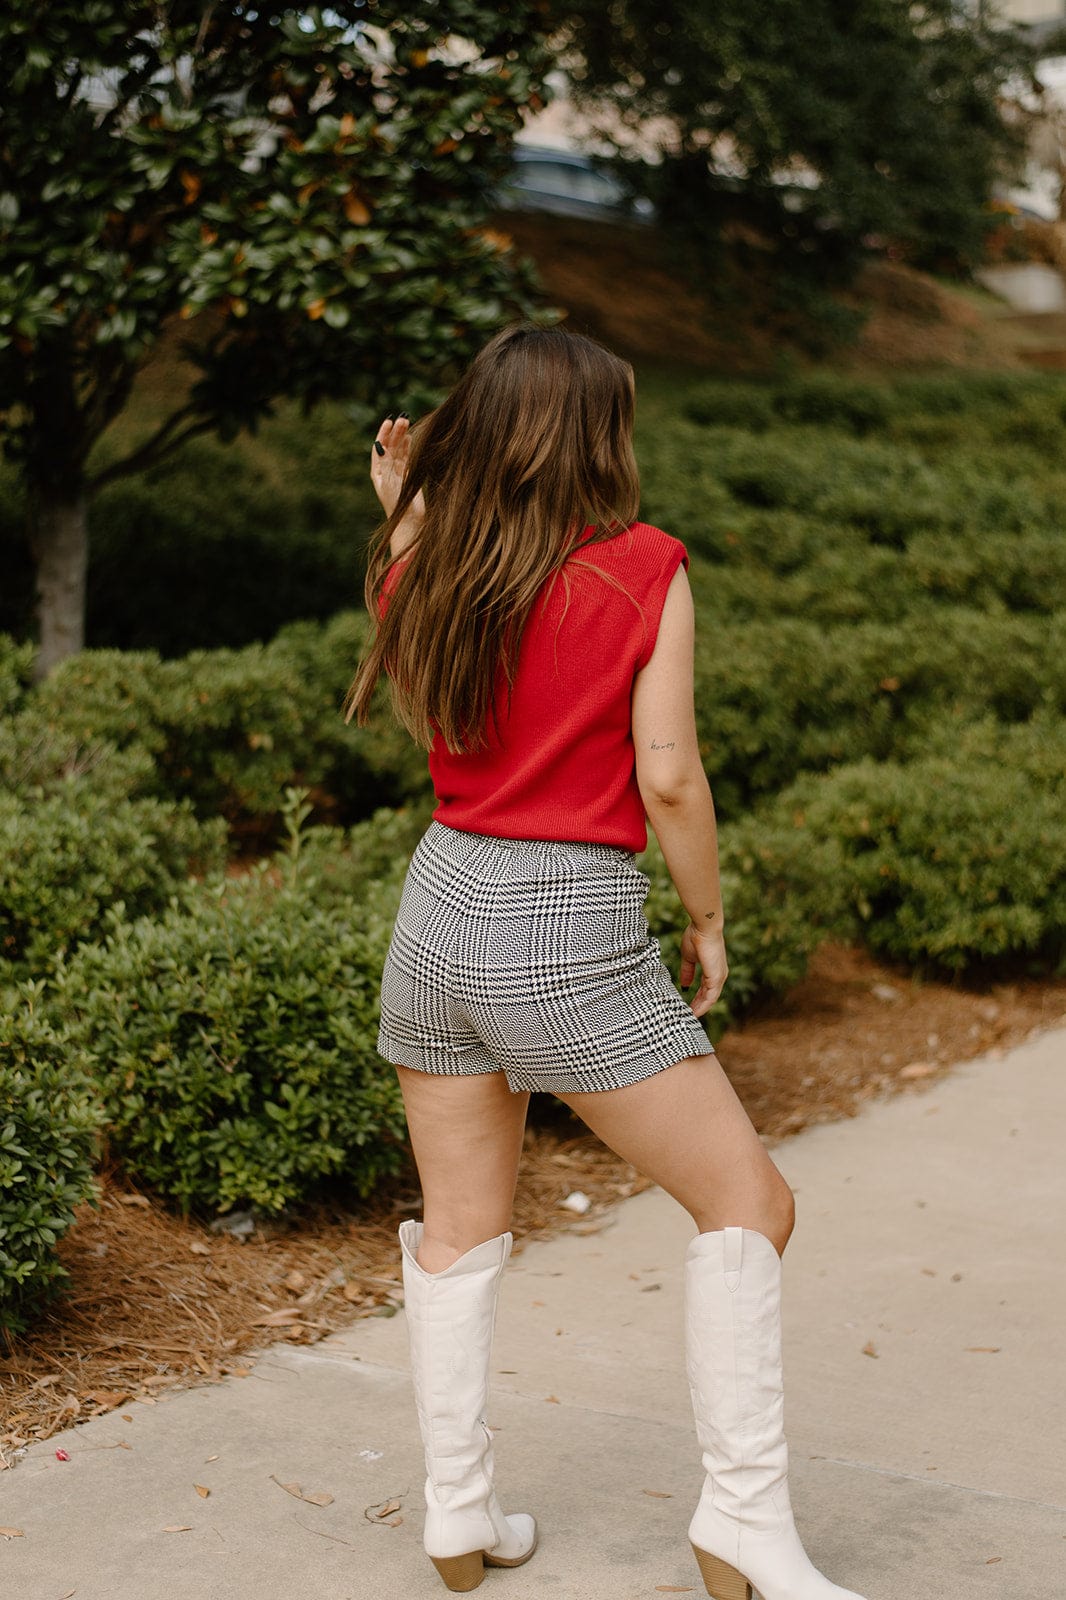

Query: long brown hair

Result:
[344,323,641,753]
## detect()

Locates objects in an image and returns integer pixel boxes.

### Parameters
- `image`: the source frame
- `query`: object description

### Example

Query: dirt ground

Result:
[3,942,1063,1471]
[502,214,1032,374]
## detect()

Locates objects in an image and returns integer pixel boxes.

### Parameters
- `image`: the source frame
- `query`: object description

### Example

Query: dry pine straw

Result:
[3,942,1065,1469]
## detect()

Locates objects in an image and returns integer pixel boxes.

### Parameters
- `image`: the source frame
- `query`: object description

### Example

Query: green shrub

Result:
[283,794,436,906]
[760,724,1066,976]
[57,863,409,1218]
[0,710,156,802]
[0,989,105,1335]
[772,374,893,434]
[684,382,778,432]
[24,613,431,839]
[905,529,1066,615]
[85,431,376,654]
[0,634,34,714]
[0,790,226,978]
[637,817,848,1043]
[693,609,1058,817]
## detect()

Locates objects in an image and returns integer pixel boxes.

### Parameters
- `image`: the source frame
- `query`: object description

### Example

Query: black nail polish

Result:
[374,441,385,456]
[399,411,409,418]
[384,413,394,421]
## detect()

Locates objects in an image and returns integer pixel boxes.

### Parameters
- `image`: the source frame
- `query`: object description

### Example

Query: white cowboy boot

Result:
[398,1219,538,1592]
[685,1227,868,1600]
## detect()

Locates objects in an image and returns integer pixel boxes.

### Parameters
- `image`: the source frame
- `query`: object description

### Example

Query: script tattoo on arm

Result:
[649,739,676,750]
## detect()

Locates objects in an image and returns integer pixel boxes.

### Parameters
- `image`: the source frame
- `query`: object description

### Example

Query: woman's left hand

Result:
[372,416,426,522]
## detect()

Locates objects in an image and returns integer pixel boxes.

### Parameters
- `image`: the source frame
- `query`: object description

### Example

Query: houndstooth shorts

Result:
[377,820,715,1094]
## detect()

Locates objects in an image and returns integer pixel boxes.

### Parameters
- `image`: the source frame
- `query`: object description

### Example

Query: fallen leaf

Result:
[59,1589,76,1598]
[544,1395,561,1404]
[365,1496,406,1523]
[189,1241,210,1256]
[117,1194,151,1207]
[117,1441,133,1451]
[966,1347,1001,1354]
[643,1489,673,1498]
[162,1524,193,1533]
[194,1484,210,1498]
[228,1366,252,1378]
[270,1474,334,1506]
[55,1448,70,1461]
[121,1414,133,1422]
[862,1341,878,1359]
[0,1527,24,1538]
[250,1308,306,1327]
[341,1281,364,1302]
[899,1062,935,1080]
[986,1556,1003,1564]
[283,1270,307,1292]
[205,1454,220,1463]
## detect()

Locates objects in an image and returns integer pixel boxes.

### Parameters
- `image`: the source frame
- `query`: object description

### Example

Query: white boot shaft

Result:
[399,1220,536,1567]
[685,1227,867,1600]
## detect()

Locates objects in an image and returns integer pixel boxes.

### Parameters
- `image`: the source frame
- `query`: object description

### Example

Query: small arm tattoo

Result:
[650,739,675,750]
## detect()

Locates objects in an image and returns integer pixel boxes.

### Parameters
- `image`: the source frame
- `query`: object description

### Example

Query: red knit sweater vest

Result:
[380,520,688,852]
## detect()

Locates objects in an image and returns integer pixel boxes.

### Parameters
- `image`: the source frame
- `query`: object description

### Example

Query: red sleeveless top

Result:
[379,520,688,852]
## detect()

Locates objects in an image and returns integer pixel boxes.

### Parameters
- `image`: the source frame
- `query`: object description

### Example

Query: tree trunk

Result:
[29,486,89,680]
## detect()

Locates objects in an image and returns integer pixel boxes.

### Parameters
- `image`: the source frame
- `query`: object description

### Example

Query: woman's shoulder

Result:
[575,520,688,575]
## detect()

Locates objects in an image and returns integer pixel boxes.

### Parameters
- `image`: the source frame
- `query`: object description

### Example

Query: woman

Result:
[346,324,867,1600]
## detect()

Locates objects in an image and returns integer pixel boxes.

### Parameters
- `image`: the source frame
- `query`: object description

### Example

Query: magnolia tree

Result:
[0,2,553,674]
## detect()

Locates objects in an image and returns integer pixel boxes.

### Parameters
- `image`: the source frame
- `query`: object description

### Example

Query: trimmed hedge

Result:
[750,719,1066,977]
[0,790,227,978]
[56,862,409,1218]
[19,612,429,838]
[0,991,105,1334]
[692,609,1063,818]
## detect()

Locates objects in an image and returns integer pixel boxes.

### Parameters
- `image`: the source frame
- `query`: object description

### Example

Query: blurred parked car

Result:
[497,144,656,224]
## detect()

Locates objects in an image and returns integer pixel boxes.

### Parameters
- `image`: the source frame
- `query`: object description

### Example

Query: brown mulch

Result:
[3,942,1064,1471]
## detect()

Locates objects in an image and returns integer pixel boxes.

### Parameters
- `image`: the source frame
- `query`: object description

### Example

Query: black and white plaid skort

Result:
[377,820,715,1094]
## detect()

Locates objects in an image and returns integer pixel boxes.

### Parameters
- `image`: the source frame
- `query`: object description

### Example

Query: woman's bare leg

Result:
[394,1063,531,1273]
[555,1052,795,1255]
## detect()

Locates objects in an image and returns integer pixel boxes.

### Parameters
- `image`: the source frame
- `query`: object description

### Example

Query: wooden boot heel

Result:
[690,1542,753,1600]
[429,1550,485,1591]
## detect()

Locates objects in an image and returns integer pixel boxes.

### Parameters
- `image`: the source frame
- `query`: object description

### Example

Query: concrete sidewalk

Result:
[3,1026,1064,1600]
